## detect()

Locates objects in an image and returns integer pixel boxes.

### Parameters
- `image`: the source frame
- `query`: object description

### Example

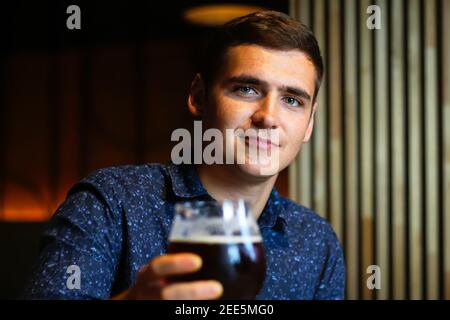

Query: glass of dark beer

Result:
[167,199,266,299]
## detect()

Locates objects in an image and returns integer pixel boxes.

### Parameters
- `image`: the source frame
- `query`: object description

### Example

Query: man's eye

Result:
[235,86,257,95]
[283,96,302,107]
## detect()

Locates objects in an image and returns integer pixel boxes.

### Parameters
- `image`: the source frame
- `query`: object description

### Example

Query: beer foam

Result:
[169,235,262,244]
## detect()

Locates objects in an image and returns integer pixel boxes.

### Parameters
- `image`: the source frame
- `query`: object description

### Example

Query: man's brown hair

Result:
[198,10,324,103]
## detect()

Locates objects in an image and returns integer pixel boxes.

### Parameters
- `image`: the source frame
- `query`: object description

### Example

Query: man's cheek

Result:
[285,138,304,156]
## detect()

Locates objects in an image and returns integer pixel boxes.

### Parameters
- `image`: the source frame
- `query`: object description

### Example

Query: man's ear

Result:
[303,102,317,143]
[187,73,206,117]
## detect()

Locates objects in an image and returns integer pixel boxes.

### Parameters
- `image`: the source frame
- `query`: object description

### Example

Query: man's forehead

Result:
[219,44,317,93]
[223,44,314,66]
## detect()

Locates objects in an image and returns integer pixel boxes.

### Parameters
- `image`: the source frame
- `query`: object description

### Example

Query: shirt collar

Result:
[258,187,288,229]
[166,163,209,198]
[166,163,288,229]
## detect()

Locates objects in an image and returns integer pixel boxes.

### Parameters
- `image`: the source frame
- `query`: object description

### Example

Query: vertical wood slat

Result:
[57,51,82,208]
[343,0,358,300]
[288,149,299,203]
[328,0,343,243]
[312,0,328,219]
[0,53,4,221]
[443,0,450,301]
[289,0,297,20]
[391,0,407,299]
[288,0,299,205]
[407,0,423,300]
[359,0,374,300]
[375,0,389,300]
[298,0,313,209]
[424,0,439,300]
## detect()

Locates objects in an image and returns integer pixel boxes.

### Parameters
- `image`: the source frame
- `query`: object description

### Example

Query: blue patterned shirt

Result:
[23,163,345,300]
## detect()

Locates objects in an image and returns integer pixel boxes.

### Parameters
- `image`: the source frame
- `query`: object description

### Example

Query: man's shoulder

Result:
[278,196,327,225]
[69,163,170,201]
[82,163,166,185]
[277,196,339,242]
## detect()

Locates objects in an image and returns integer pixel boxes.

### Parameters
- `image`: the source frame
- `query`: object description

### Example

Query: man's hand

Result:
[112,253,223,300]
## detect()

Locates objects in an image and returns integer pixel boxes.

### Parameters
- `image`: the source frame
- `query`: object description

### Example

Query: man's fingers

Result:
[145,253,202,279]
[132,254,224,300]
[161,280,223,300]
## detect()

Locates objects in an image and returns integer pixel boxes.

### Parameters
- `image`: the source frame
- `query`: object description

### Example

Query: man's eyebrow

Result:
[226,75,312,101]
[281,86,312,101]
[226,76,266,86]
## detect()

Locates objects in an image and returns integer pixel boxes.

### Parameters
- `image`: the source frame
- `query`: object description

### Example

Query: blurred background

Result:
[0,0,289,299]
[1,0,449,300]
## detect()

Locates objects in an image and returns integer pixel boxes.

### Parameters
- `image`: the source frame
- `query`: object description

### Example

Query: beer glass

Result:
[167,199,266,299]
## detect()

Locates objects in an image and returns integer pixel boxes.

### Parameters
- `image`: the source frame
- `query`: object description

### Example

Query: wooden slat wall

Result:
[289,0,450,300]
[424,0,439,300]
[375,0,389,300]
[407,0,423,300]
[391,0,407,299]
[438,0,450,299]
[443,0,450,301]
[343,0,359,300]
[0,41,198,221]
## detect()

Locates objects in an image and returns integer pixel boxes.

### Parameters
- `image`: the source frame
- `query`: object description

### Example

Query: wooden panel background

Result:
[289,0,450,299]
[0,42,196,221]
[0,6,291,223]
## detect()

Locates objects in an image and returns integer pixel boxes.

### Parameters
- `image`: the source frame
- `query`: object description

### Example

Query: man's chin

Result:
[235,161,280,178]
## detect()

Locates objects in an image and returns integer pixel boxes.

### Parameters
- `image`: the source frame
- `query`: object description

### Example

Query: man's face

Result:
[192,44,317,178]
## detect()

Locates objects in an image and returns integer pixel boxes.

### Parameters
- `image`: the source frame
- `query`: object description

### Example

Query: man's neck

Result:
[195,164,278,220]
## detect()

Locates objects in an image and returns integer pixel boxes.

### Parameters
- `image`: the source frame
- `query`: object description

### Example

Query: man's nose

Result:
[251,94,278,129]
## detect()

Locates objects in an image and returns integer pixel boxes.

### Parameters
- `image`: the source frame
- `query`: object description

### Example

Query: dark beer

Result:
[167,236,266,300]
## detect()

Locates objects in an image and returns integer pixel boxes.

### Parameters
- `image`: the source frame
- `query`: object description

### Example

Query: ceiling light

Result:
[183,4,268,26]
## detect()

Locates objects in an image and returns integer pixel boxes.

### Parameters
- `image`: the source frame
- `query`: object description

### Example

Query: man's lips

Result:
[244,136,279,150]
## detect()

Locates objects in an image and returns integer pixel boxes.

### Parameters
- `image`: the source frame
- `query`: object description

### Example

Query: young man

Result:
[23,11,345,300]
